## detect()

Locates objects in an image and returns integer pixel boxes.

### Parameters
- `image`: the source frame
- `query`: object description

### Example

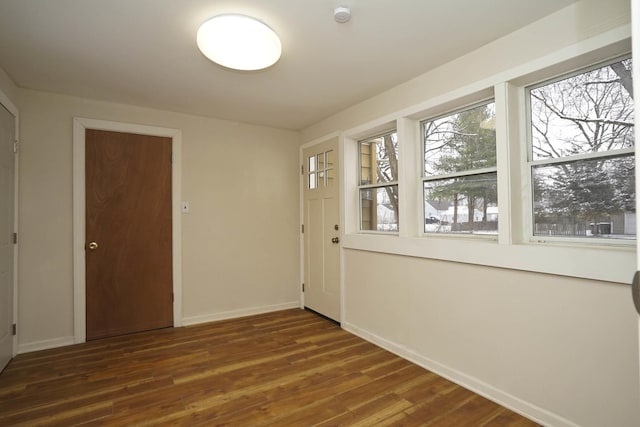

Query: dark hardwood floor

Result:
[0,309,538,426]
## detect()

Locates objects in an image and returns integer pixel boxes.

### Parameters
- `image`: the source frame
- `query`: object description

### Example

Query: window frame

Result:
[524,55,635,246]
[357,129,399,234]
[420,99,499,238]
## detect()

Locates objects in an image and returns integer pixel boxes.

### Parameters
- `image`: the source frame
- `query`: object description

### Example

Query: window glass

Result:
[528,58,635,239]
[317,152,325,171]
[360,186,399,232]
[424,103,496,176]
[424,172,498,234]
[358,131,399,232]
[308,155,317,189]
[530,59,634,160]
[326,150,335,187]
[307,150,334,190]
[360,132,399,184]
[422,102,497,235]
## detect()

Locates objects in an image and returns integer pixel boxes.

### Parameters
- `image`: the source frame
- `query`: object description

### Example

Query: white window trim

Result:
[338,29,634,285]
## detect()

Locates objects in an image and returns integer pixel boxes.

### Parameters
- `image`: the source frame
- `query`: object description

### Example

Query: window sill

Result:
[357,230,399,236]
[341,233,634,284]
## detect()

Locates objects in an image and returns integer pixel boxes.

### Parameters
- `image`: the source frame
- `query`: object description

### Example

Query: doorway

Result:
[85,129,172,340]
[73,118,183,343]
[302,137,341,322]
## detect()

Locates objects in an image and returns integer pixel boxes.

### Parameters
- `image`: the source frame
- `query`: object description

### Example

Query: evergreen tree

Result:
[426,104,497,229]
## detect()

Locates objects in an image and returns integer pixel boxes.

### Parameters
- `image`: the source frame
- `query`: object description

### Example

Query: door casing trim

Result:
[72,118,183,343]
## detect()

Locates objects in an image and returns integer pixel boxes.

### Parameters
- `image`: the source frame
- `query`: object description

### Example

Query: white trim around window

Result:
[338,30,634,285]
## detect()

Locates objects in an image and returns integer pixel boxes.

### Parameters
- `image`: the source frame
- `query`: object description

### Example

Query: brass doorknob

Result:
[331,237,340,244]
[88,242,98,251]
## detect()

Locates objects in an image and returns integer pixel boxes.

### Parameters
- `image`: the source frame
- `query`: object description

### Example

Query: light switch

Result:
[181,201,190,213]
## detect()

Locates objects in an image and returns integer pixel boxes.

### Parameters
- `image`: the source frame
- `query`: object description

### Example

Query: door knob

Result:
[633,271,640,316]
[331,237,340,244]
[87,242,98,251]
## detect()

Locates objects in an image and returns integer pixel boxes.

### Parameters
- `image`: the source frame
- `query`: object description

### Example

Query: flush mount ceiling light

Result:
[197,14,282,71]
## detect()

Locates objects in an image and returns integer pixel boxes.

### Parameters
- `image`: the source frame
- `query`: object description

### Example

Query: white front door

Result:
[303,137,340,322]
[0,103,15,371]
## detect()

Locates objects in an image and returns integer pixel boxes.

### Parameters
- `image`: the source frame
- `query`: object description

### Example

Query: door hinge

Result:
[12,323,16,336]
[302,283,305,292]
[301,165,304,175]
[301,224,304,233]
[13,140,18,154]
[172,293,174,303]
[12,232,17,244]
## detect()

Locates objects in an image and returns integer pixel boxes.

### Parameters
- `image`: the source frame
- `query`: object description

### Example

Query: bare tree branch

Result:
[610,62,633,99]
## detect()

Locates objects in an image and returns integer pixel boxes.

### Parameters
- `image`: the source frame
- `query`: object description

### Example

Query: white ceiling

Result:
[0,0,577,130]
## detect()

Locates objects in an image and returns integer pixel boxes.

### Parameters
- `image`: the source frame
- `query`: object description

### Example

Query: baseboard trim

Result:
[17,302,300,354]
[18,336,76,354]
[181,301,300,326]
[342,321,579,427]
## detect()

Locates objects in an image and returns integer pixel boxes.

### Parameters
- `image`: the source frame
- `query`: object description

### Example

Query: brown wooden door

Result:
[85,129,173,341]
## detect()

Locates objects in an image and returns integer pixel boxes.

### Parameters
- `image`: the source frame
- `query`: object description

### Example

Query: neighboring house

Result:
[376,202,398,231]
[424,200,451,222]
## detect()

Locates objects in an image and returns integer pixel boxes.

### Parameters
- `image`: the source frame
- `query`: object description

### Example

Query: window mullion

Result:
[495,83,513,245]
[397,117,419,238]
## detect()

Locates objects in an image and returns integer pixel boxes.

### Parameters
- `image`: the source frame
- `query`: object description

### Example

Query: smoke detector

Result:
[334,6,351,23]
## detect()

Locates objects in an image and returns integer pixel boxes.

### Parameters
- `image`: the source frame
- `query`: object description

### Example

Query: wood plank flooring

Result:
[0,309,539,426]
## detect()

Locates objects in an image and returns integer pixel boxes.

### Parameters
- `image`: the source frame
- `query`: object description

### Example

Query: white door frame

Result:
[72,118,183,343]
[0,89,19,357]
[299,132,345,322]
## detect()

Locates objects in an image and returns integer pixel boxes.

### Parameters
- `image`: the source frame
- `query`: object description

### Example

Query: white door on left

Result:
[0,103,15,371]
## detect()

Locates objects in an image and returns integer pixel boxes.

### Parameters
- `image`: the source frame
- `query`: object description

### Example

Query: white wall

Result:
[17,89,301,349]
[344,250,638,427]
[302,0,639,426]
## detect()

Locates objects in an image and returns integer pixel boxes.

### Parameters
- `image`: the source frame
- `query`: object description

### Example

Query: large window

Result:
[358,131,399,232]
[527,57,635,240]
[422,102,498,235]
